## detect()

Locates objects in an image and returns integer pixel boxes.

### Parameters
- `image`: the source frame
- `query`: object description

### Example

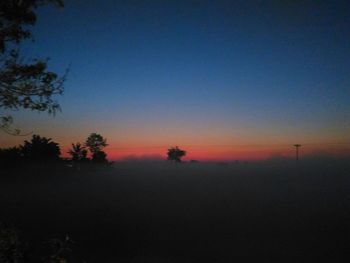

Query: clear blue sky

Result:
[2,0,350,160]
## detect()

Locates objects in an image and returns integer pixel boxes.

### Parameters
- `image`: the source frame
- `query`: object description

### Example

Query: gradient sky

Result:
[1,0,350,161]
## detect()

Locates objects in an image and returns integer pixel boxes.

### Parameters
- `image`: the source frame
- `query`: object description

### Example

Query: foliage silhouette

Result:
[67,142,88,162]
[21,134,61,161]
[85,133,108,163]
[85,133,108,154]
[0,0,67,135]
[167,146,186,163]
[92,150,108,163]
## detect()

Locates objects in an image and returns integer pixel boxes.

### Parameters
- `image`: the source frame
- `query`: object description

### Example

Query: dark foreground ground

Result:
[1,160,349,262]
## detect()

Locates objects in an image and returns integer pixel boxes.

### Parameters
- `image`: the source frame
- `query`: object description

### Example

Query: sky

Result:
[1,0,350,161]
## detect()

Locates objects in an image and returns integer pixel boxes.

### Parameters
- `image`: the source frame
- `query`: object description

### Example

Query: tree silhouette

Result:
[167,146,186,163]
[0,0,67,135]
[85,133,108,163]
[21,134,60,161]
[68,143,88,162]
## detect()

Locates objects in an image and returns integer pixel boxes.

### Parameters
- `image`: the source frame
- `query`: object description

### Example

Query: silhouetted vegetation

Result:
[21,134,61,162]
[167,146,186,163]
[0,133,113,168]
[0,134,61,167]
[67,142,88,162]
[0,0,67,135]
[85,133,108,163]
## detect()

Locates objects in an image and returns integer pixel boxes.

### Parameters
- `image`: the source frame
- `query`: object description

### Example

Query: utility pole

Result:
[294,144,301,161]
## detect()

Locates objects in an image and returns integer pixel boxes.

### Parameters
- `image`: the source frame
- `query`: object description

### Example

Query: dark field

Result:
[1,161,349,262]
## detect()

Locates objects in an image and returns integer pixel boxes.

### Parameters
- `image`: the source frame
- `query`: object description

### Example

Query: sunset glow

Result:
[0,0,349,161]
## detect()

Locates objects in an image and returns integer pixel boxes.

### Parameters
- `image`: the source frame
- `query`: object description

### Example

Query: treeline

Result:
[0,133,192,168]
[0,133,109,167]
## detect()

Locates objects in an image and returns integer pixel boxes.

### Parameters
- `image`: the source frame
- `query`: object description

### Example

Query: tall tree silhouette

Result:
[21,134,60,161]
[167,146,186,163]
[85,133,108,163]
[0,0,67,135]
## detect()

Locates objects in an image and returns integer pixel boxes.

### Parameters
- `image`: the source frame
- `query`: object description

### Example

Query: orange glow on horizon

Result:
[60,143,350,162]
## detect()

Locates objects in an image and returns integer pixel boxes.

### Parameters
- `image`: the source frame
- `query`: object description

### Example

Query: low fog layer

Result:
[1,158,349,262]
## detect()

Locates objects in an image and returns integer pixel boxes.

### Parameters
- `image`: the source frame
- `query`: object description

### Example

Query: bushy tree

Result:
[21,134,60,161]
[0,0,67,135]
[167,146,186,163]
[67,142,88,162]
[85,133,107,154]
[85,133,108,163]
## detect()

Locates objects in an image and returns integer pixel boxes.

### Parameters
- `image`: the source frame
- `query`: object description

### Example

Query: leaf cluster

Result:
[0,0,67,135]
[0,0,64,53]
